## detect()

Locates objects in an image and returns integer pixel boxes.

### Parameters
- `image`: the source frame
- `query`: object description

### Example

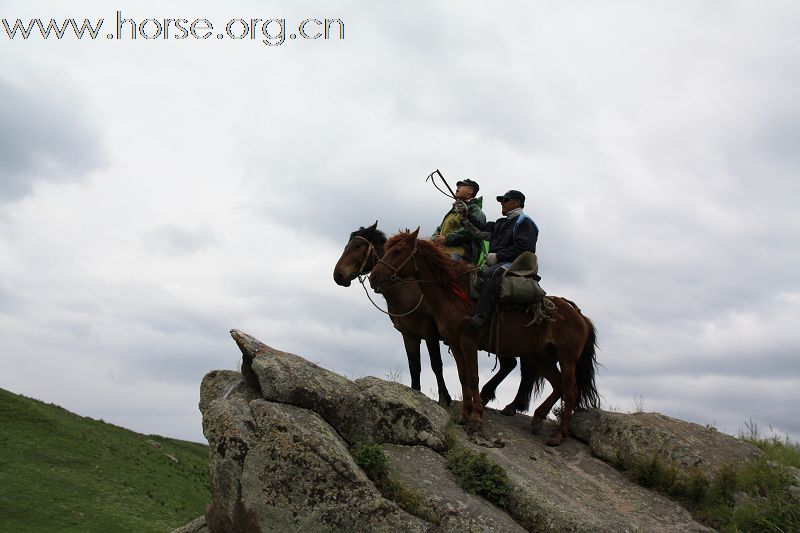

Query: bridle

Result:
[348,235,382,276]
[349,235,425,318]
[373,238,419,286]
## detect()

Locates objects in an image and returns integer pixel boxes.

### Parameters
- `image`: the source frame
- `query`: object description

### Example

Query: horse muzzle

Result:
[368,271,387,293]
[333,270,353,287]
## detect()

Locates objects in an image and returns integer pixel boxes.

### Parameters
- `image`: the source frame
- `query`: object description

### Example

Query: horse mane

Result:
[386,230,474,287]
[349,224,388,247]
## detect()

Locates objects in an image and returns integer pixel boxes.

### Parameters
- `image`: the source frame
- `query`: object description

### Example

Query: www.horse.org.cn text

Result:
[2,11,345,47]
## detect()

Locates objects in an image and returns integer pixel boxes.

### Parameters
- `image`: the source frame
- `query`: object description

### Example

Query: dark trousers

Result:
[475,263,506,319]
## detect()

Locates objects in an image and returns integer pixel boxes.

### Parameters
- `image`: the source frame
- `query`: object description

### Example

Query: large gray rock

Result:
[188,330,765,532]
[458,409,713,532]
[231,329,449,450]
[384,444,526,532]
[203,390,429,532]
[200,369,258,414]
[354,377,450,450]
[569,409,762,482]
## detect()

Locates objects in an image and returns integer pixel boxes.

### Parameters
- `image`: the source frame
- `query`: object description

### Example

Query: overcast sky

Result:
[1,1,798,443]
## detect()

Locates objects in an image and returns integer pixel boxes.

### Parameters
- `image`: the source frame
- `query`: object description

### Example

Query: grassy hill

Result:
[0,388,209,532]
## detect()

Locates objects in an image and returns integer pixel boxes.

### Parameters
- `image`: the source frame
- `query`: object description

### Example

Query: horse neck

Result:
[380,279,422,308]
[412,252,472,317]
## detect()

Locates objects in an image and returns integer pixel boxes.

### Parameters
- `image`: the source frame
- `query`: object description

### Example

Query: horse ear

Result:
[368,220,378,230]
[410,227,420,239]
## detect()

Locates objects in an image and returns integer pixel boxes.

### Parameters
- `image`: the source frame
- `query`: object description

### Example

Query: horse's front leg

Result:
[401,333,422,391]
[424,338,451,406]
[450,346,471,425]
[461,341,484,428]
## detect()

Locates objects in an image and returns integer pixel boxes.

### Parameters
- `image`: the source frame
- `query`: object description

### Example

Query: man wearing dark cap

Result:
[456,189,539,329]
[431,179,486,263]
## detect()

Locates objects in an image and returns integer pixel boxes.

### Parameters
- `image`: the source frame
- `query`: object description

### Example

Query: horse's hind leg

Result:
[425,338,451,406]
[530,359,562,435]
[548,355,579,447]
[480,357,516,409]
[507,357,537,415]
[401,333,422,391]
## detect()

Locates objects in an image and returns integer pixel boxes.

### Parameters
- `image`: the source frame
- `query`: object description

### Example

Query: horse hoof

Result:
[545,433,565,447]
[458,415,468,425]
[530,419,544,434]
[500,405,516,416]
[438,394,452,407]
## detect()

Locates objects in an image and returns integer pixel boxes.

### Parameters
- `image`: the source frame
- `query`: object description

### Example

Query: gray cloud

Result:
[0,78,104,203]
[144,224,218,256]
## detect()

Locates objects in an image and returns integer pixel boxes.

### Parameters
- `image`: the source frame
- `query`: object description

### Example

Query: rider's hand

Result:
[453,200,467,213]
[431,235,444,248]
[485,253,498,266]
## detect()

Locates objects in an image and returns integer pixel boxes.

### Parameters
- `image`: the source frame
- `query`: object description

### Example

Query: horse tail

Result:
[575,316,601,410]
[513,358,546,412]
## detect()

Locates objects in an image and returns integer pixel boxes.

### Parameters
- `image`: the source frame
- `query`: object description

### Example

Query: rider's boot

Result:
[465,276,500,329]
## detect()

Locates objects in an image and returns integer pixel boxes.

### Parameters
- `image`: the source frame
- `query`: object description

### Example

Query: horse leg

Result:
[462,342,484,428]
[530,359,562,436]
[401,333,422,391]
[547,354,579,447]
[505,356,537,416]
[450,347,471,425]
[425,338,451,406]
[480,356,516,409]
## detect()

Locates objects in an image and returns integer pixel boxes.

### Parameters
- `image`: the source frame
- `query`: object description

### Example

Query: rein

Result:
[350,235,425,318]
[357,275,425,318]
[375,238,419,284]
[375,237,475,312]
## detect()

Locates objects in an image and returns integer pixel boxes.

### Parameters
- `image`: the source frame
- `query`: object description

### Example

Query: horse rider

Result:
[457,189,539,329]
[431,178,486,263]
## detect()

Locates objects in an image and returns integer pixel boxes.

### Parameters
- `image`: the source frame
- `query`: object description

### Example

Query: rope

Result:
[523,297,559,327]
[357,275,425,318]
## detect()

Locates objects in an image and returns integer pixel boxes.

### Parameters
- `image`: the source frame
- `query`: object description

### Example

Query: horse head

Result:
[333,221,386,287]
[368,228,420,291]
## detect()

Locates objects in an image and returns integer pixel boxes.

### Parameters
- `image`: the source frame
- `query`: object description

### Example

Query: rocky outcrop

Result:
[455,410,713,532]
[181,330,767,532]
[569,409,762,482]
[232,329,450,450]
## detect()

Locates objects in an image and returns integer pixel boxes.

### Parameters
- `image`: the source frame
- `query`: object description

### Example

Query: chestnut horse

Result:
[369,229,600,446]
[333,223,541,412]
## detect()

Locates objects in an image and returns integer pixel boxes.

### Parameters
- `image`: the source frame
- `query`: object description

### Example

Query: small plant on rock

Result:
[351,439,389,481]
[445,446,511,509]
[350,440,436,524]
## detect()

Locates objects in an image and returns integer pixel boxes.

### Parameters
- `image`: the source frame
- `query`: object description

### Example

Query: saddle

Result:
[469,251,547,305]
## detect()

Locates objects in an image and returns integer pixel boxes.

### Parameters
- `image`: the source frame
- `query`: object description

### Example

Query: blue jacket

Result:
[468,210,538,264]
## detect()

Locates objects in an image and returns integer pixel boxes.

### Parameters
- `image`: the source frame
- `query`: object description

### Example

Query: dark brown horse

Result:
[369,229,600,446]
[333,223,541,412]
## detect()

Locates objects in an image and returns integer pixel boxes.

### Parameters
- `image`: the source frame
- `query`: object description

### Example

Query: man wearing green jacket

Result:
[431,179,487,264]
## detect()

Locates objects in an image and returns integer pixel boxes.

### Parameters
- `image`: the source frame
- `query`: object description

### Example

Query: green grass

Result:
[619,427,800,532]
[0,388,209,532]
